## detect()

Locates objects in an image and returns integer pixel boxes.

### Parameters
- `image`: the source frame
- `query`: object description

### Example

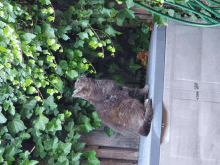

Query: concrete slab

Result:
[160,20,220,165]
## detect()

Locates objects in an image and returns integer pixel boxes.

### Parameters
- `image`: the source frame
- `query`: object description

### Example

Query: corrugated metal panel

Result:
[138,23,166,165]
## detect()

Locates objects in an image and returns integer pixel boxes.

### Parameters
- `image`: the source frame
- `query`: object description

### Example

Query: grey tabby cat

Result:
[72,75,154,137]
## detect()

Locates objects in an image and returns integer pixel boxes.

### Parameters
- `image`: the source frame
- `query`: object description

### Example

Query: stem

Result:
[93,29,115,49]
[50,4,56,22]
[30,146,36,154]
[88,24,105,56]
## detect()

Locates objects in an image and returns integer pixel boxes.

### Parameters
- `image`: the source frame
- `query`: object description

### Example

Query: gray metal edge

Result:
[138,23,166,165]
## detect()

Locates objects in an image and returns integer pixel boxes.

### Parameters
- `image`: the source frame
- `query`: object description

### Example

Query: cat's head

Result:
[72,75,91,98]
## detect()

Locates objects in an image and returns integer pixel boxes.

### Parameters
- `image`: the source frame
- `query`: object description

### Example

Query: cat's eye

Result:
[77,80,80,82]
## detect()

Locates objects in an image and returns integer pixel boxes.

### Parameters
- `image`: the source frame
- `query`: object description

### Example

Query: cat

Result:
[72,75,154,137]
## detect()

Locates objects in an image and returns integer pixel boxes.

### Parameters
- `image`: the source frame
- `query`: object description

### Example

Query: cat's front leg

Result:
[124,85,149,98]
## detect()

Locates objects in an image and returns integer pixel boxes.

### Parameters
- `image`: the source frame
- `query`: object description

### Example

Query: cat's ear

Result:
[80,74,87,78]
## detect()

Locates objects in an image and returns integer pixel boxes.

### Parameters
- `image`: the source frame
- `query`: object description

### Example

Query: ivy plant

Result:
[0,0,153,164]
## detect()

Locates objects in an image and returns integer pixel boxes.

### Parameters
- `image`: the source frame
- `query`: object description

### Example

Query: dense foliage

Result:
[0,0,152,164]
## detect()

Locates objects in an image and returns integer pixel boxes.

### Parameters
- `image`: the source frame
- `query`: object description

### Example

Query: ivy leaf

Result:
[141,23,150,34]
[69,152,82,163]
[128,59,142,74]
[44,96,57,110]
[88,157,100,165]
[91,111,101,128]
[125,0,134,8]
[21,98,37,119]
[83,150,96,159]
[44,136,58,151]
[20,159,39,165]
[168,9,175,17]
[34,115,49,130]
[77,20,89,28]
[153,14,167,27]
[119,8,135,20]
[66,70,78,79]
[22,33,36,44]
[0,112,7,123]
[65,49,74,60]
[78,32,89,40]
[79,123,94,134]
[103,126,115,137]
[39,0,51,5]
[105,25,116,37]
[19,151,30,160]
[42,21,55,38]
[7,114,27,135]
[59,60,68,70]
[59,142,72,155]
[101,8,112,16]
[47,118,62,131]
[73,142,86,152]
[0,126,8,135]
[74,39,84,48]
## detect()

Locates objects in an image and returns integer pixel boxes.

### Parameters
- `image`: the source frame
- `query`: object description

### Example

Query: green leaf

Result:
[7,114,26,135]
[47,118,62,131]
[77,20,89,28]
[0,112,7,123]
[34,115,49,130]
[168,9,175,17]
[79,123,94,134]
[128,59,142,74]
[91,111,102,128]
[119,8,135,20]
[69,61,77,68]
[44,96,57,110]
[47,39,56,46]
[20,159,39,165]
[21,98,37,119]
[125,0,134,8]
[69,152,82,162]
[44,136,58,151]
[59,60,68,70]
[101,8,112,16]
[108,64,119,73]
[83,150,96,159]
[19,151,30,160]
[66,70,79,79]
[42,21,55,38]
[19,132,31,140]
[105,25,116,37]
[103,126,115,137]
[0,46,7,52]
[78,32,89,39]
[74,142,86,152]
[88,157,100,165]
[59,142,72,155]
[39,0,51,5]
[153,14,167,27]
[74,50,83,57]
[74,39,84,48]
[0,126,8,135]
[141,23,150,34]
[22,33,36,44]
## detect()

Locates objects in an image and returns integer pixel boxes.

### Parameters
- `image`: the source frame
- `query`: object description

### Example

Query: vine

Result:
[0,0,153,165]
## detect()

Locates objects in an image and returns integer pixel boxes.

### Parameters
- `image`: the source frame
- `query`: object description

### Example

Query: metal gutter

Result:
[138,23,166,165]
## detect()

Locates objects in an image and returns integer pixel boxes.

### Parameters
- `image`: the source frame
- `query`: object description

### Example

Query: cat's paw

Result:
[144,98,152,109]
[143,85,149,93]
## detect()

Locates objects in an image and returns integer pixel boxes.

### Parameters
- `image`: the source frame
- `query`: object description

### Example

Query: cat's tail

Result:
[138,99,154,137]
